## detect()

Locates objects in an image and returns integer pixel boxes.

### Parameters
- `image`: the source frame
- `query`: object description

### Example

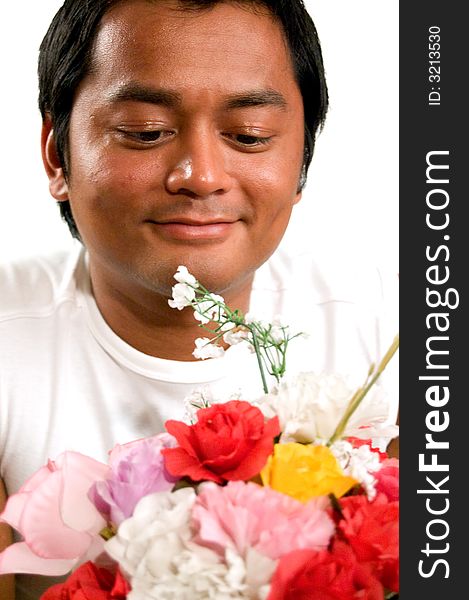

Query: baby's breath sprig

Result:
[168,265,302,393]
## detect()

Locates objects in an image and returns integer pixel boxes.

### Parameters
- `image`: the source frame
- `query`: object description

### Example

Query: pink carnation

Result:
[192,481,335,560]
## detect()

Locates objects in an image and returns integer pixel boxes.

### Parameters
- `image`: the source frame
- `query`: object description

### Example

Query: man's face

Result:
[63,0,305,297]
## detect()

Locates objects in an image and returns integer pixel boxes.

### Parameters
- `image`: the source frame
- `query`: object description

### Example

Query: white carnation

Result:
[243,548,278,599]
[257,371,395,445]
[105,489,196,578]
[105,489,267,600]
[128,545,246,600]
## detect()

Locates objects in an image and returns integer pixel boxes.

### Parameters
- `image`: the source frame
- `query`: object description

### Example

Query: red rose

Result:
[162,400,280,483]
[266,542,384,600]
[40,562,130,600]
[375,458,399,502]
[339,493,399,592]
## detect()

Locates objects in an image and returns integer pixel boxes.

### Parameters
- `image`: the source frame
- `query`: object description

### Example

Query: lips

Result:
[146,217,239,241]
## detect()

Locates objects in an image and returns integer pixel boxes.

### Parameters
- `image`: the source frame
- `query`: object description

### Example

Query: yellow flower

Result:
[260,443,357,502]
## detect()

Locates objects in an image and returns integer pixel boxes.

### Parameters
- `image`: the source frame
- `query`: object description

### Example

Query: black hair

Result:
[38,0,328,240]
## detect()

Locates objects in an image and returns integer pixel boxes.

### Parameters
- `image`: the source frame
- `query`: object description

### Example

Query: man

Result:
[0,1,398,597]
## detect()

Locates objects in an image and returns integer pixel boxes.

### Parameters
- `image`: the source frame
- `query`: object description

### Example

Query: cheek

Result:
[69,153,165,217]
[110,152,168,187]
[241,157,301,226]
[239,127,303,196]
[69,126,164,199]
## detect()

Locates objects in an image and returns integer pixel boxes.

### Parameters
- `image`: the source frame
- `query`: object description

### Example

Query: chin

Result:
[175,258,255,297]
[180,262,247,295]
[125,238,267,300]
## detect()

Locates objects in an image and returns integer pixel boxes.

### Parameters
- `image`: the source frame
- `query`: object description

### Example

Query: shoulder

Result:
[0,243,85,322]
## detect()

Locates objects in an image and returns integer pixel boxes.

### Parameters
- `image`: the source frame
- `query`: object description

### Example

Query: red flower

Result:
[40,562,130,600]
[266,542,384,600]
[338,493,399,592]
[375,458,399,502]
[162,400,280,483]
[346,437,388,461]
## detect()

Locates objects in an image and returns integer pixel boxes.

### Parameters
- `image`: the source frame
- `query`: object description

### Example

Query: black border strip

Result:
[400,2,465,596]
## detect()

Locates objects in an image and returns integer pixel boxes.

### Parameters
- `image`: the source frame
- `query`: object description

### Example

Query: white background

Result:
[0,1,398,271]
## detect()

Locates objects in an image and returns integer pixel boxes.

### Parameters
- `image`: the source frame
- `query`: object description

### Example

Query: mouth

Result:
[145,218,239,241]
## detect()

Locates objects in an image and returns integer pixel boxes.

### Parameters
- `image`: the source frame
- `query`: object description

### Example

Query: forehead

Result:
[86,0,299,101]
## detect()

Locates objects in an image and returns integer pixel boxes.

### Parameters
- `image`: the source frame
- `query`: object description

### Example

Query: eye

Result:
[116,128,175,146]
[235,134,271,146]
[224,133,273,150]
[129,131,164,143]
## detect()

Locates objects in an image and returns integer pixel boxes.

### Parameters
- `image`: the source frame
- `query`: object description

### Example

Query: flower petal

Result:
[19,470,95,559]
[19,464,55,493]
[165,421,198,457]
[57,452,109,532]
[162,447,223,483]
[0,492,28,530]
[0,542,76,576]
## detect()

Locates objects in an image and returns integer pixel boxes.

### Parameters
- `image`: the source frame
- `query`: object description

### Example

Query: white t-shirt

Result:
[0,241,398,599]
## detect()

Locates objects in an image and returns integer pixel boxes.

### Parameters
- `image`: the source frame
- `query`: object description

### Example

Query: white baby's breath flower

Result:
[193,295,226,324]
[174,265,198,286]
[268,315,287,343]
[269,327,284,344]
[183,388,214,423]
[193,337,225,360]
[330,440,381,500]
[257,372,395,446]
[223,327,250,346]
[182,388,245,423]
[168,283,196,310]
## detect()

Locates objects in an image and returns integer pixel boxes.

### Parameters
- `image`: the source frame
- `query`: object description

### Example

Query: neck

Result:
[88,261,254,362]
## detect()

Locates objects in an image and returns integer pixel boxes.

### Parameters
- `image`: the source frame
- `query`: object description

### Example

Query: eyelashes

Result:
[115,128,274,151]
[225,133,273,147]
[116,129,174,144]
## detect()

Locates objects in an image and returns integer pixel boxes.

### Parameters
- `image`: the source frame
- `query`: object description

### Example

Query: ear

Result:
[41,115,69,202]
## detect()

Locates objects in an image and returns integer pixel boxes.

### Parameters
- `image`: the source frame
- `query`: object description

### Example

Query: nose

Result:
[165,131,233,197]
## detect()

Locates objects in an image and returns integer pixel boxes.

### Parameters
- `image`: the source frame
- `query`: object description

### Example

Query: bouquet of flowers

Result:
[0,267,399,600]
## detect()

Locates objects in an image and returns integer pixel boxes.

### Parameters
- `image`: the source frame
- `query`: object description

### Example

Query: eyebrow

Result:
[223,90,288,111]
[107,83,287,111]
[107,84,182,108]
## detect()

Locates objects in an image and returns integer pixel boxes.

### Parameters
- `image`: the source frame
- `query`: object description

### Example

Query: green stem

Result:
[250,327,269,394]
[328,334,399,445]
